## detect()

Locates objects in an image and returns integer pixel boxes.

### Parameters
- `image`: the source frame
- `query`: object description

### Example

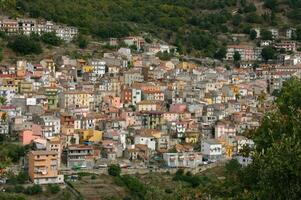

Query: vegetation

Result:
[108,164,121,177]
[233,51,241,62]
[0,0,294,57]
[76,34,88,49]
[7,35,42,55]
[0,143,30,170]
[261,46,277,62]
[40,32,62,46]
[47,184,61,194]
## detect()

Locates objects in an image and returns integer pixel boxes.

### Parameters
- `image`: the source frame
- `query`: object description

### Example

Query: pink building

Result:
[19,130,42,145]
[170,104,186,113]
[214,120,236,139]
[103,96,122,108]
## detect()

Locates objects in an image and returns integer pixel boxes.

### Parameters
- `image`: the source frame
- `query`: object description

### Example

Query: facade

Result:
[28,151,64,184]
[226,45,262,61]
[163,152,202,168]
[0,18,77,41]
[201,139,223,160]
[64,145,96,169]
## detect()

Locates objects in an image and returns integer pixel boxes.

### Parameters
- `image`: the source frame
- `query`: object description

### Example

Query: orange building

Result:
[28,151,64,184]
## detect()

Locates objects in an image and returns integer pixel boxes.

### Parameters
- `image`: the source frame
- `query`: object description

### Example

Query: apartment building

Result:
[28,151,64,184]
[59,91,93,109]
[64,145,97,169]
[226,45,262,61]
[163,152,203,168]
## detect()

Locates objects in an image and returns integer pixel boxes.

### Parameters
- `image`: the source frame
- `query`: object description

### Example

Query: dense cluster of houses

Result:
[226,27,300,62]
[0,32,300,184]
[0,17,78,42]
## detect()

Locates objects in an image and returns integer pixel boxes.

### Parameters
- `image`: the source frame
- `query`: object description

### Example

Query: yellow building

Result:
[185,132,199,144]
[82,65,93,73]
[28,150,64,184]
[80,129,102,143]
[20,80,33,94]
[0,78,19,93]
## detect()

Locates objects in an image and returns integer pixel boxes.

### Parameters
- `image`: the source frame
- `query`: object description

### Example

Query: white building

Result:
[89,59,107,79]
[201,139,223,160]
[163,152,202,168]
[132,88,142,105]
[134,134,156,150]
[40,115,60,138]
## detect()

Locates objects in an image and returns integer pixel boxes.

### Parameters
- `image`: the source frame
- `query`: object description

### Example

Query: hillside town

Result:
[0,17,78,42]
[0,17,300,189]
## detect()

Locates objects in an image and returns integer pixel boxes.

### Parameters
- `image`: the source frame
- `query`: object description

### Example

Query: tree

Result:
[41,32,62,46]
[0,48,3,62]
[76,34,88,49]
[0,96,6,105]
[47,184,60,194]
[260,29,273,40]
[214,47,227,60]
[296,26,301,42]
[108,164,121,177]
[261,46,276,62]
[233,51,241,62]
[249,29,257,40]
[8,35,42,55]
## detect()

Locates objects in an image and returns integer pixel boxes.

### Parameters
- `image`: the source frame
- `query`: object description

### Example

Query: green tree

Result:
[41,32,62,46]
[47,184,60,194]
[260,29,273,40]
[233,51,241,62]
[108,164,121,177]
[76,34,88,49]
[261,46,276,62]
[249,29,257,40]
[0,48,3,62]
[296,26,301,42]
[214,47,227,60]
[8,35,42,55]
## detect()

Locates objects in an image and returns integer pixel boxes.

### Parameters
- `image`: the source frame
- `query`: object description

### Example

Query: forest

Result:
[1,0,301,57]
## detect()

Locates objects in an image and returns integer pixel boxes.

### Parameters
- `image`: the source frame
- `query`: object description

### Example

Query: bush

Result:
[47,184,60,194]
[13,185,25,193]
[76,34,88,49]
[108,164,121,177]
[165,188,173,193]
[41,32,62,46]
[8,35,42,55]
[24,184,42,195]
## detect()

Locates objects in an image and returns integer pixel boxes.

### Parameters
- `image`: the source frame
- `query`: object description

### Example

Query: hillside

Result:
[1,0,301,57]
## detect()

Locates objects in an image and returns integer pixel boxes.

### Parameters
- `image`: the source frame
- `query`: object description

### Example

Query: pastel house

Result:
[19,130,42,145]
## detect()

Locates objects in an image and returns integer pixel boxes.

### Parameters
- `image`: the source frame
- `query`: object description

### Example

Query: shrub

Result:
[108,164,121,177]
[24,184,42,195]
[41,32,62,46]
[47,184,60,194]
[8,35,42,55]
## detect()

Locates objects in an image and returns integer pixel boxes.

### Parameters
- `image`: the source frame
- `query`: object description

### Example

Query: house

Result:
[64,145,99,169]
[46,137,62,169]
[137,100,162,112]
[134,132,156,151]
[215,120,236,139]
[274,41,296,52]
[163,152,202,168]
[226,45,262,61]
[88,59,107,79]
[80,129,102,143]
[19,130,42,145]
[28,150,64,184]
[59,91,93,109]
[201,139,223,160]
